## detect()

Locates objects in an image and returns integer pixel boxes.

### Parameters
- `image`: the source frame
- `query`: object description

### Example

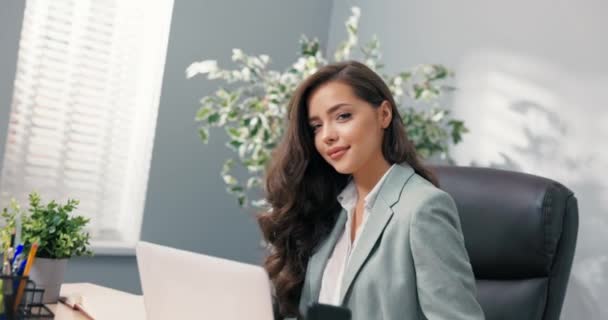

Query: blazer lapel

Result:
[306,208,348,303]
[338,163,415,303]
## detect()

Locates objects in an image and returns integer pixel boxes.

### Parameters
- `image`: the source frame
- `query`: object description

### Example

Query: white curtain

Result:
[0,0,174,253]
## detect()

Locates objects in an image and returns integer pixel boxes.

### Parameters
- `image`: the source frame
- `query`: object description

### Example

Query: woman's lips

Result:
[328,146,349,160]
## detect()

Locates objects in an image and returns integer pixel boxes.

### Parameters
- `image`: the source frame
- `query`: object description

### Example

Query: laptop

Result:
[136,241,274,320]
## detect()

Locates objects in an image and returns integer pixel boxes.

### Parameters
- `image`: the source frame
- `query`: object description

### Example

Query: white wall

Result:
[329,0,608,318]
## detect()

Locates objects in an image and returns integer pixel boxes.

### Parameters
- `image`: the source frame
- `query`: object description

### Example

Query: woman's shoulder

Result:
[393,172,457,215]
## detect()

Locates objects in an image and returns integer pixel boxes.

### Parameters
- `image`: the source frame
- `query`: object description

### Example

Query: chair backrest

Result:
[432,166,579,320]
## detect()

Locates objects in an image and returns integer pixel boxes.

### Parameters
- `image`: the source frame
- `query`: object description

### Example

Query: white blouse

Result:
[317,164,396,305]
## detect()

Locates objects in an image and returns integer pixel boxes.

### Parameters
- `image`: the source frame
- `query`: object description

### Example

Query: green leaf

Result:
[221,159,235,174]
[262,129,270,143]
[227,140,243,150]
[195,106,213,121]
[51,214,62,226]
[413,85,425,99]
[198,127,209,144]
[227,185,244,194]
[226,127,241,139]
[429,65,449,80]
[399,72,412,80]
[227,109,239,120]
[207,113,221,124]
[222,174,238,185]
[237,195,247,207]
[250,122,261,137]
[216,88,230,101]
[246,177,261,189]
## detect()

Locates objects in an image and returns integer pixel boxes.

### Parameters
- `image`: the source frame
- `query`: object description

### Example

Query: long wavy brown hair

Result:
[257,60,438,317]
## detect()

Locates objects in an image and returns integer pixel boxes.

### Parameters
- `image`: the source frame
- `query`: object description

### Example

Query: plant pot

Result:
[28,257,68,304]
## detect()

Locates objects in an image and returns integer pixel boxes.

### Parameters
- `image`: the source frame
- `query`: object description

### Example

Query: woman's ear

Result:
[379,100,392,129]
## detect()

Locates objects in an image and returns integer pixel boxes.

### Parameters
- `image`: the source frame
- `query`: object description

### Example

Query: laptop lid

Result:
[136,241,273,320]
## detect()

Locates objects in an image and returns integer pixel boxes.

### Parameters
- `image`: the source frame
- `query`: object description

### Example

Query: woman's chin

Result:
[330,161,356,175]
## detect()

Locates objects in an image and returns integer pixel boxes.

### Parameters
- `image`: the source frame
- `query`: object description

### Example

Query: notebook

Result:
[136,241,274,320]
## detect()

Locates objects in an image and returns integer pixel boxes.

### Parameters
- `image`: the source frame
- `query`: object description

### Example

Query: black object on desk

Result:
[0,275,54,319]
[306,303,351,320]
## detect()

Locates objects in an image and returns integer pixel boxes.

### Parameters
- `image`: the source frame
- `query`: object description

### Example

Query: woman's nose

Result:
[321,125,337,145]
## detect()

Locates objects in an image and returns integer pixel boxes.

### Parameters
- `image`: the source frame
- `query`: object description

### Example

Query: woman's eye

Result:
[310,124,321,133]
[337,113,352,120]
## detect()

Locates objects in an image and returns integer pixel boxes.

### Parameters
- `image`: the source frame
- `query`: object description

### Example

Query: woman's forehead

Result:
[309,81,357,105]
[308,82,360,115]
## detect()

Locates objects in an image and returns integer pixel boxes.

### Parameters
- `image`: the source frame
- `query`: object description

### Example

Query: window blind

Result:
[0,0,174,254]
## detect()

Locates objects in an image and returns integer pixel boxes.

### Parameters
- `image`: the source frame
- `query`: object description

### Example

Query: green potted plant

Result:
[1,192,92,303]
[187,6,468,208]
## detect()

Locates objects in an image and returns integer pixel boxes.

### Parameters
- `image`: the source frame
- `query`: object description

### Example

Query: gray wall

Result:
[0,1,24,172]
[328,0,608,318]
[0,0,333,294]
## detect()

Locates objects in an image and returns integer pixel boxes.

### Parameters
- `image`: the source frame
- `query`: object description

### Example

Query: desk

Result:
[47,283,146,320]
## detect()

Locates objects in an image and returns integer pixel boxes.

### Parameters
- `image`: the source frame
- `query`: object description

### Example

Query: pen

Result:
[23,243,39,277]
[9,229,15,248]
[5,248,14,271]
[11,254,25,275]
[3,243,14,277]
[11,244,23,267]
[13,242,38,311]
[1,261,10,277]
[17,257,26,276]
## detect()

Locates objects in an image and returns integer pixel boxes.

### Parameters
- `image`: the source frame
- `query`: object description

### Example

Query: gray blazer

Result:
[297,163,485,320]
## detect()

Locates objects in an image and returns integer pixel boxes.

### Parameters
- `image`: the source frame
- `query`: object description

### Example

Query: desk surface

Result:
[48,283,145,320]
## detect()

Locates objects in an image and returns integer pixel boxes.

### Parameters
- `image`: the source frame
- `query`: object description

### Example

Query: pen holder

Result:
[0,275,54,320]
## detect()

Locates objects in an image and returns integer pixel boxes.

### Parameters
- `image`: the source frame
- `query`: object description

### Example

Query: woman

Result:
[258,61,484,320]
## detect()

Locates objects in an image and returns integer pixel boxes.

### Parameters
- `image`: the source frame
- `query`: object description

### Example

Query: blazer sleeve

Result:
[409,191,485,320]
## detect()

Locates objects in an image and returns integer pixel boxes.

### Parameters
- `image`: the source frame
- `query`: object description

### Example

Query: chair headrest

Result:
[432,166,576,279]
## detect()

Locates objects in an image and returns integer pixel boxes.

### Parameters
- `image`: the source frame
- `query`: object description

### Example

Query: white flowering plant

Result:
[187,7,468,208]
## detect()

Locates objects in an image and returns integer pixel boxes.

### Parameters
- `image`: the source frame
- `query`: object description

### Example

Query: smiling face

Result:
[307,81,392,175]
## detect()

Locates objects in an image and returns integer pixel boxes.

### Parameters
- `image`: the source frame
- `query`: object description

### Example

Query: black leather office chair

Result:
[433,166,579,320]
